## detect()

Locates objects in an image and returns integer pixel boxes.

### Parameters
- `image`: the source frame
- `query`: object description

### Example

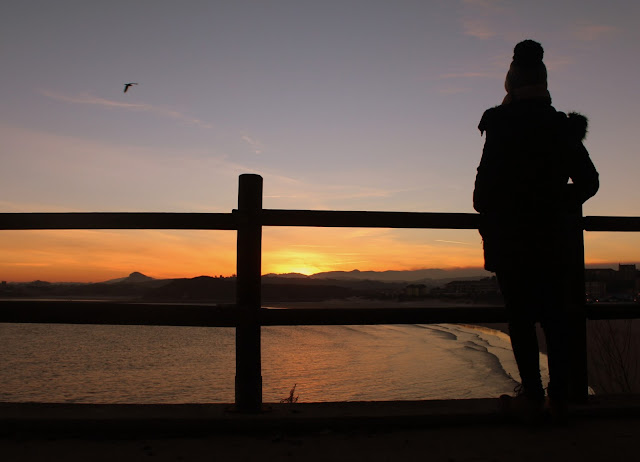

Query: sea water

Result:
[0,322,549,403]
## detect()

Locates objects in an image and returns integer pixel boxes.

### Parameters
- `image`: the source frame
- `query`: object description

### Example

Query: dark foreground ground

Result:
[2,396,639,461]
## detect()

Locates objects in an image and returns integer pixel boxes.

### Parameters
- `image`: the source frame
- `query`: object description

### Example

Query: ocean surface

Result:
[0,322,549,403]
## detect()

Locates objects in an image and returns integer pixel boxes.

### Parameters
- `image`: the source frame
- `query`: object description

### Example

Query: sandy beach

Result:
[271,299,639,395]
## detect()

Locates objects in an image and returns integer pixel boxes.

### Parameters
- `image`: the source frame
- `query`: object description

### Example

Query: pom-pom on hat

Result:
[505,40,548,94]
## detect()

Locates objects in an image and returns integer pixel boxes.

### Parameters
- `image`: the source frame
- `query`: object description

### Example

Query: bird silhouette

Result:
[123,83,138,93]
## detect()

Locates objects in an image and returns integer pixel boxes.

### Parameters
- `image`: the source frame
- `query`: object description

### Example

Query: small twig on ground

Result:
[280,384,299,403]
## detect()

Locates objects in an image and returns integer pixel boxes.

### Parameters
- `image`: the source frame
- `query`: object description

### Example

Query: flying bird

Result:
[123,82,138,93]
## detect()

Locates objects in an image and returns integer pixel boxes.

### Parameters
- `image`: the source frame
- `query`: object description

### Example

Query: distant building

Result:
[585,268,617,282]
[618,264,637,280]
[585,264,640,299]
[440,277,499,296]
[585,280,606,299]
[405,284,428,297]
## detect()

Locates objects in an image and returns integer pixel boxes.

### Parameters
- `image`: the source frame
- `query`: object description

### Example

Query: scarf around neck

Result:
[502,84,551,105]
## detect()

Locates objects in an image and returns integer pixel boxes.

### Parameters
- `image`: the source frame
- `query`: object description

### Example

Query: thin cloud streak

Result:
[544,56,576,71]
[438,86,472,95]
[439,72,498,79]
[435,239,473,246]
[263,184,400,205]
[5,262,51,267]
[461,18,497,40]
[241,134,264,154]
[40,90,212,128]
[459,0,517,42]
[462,0,505,9]
[571,22,618,41]
[0,200,85,213]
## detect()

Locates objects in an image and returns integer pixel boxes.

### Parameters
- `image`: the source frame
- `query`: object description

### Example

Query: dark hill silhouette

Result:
[142,276,364,302]
[104,271,155,284]
[263,276,406,291]
[310,268,489,282]
[3,268,490,300]
[2,272,170,298]
[263,272,309,279]
[143,276,236,302]
[4,279,167,298]
[263,282,356,302]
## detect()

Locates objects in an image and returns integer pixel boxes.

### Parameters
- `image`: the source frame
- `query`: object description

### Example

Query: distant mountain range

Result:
[2,268,492,302]
[264,268,491,285]
[4,263,633,303]
[11,267,491,286]
[311,268,491,282]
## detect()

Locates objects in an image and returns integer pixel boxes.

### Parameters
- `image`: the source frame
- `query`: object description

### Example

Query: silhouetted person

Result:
[473,40,599,421]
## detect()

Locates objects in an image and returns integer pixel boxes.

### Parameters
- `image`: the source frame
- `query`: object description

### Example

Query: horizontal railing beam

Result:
[0,301,238,327]
[1,301,637,327]
[2,212,640,233]
[0,213,237,230]
[583,216,640,232]
[261,210,481,229]
[584,303,640,320]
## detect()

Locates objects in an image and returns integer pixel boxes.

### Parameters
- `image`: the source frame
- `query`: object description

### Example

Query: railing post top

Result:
[238,174,263,211]
[239,173,263,183]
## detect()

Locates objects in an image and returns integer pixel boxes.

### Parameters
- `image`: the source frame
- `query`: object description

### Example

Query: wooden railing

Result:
[1,174,639,412]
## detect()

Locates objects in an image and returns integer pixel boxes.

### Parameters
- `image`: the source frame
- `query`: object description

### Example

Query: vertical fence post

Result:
[567,205,588,402]
[235,174,263,412]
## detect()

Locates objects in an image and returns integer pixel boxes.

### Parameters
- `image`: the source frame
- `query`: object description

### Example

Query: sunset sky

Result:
[2,1,639,282]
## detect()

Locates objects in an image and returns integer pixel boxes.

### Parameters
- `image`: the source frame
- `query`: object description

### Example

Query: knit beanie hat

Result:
[503,40,549,102]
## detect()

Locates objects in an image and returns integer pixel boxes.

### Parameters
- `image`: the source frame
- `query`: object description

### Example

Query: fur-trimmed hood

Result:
[567,112,588,141]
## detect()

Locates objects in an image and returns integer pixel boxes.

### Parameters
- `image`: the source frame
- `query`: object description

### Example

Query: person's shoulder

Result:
[478,105,509,134]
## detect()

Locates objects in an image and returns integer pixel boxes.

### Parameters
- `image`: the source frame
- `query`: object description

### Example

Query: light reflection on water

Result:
[0,323,537,403]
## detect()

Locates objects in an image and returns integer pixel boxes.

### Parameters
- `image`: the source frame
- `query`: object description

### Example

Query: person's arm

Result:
[473,109,500,214]
[473,139,496,214]
[565,143,599,209]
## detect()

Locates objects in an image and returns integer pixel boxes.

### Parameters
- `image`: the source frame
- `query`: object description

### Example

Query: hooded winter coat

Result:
[473,99,599,271]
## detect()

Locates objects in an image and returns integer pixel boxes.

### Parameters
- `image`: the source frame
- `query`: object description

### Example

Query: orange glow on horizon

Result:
[0,230,237,283]
[267,265,322,276]
[0,228,639,282]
